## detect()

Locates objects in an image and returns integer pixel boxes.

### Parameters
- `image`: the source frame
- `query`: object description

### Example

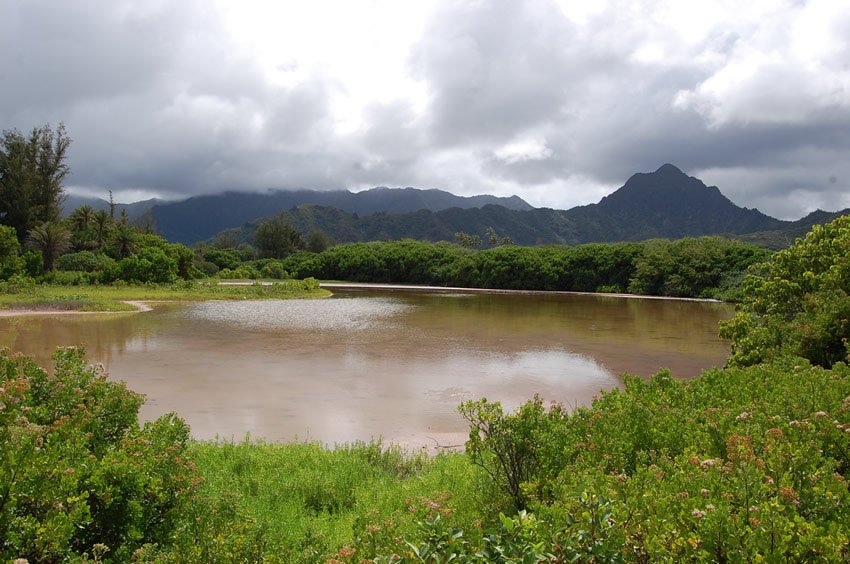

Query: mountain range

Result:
[196,165,847,249]
[64,165,848,248]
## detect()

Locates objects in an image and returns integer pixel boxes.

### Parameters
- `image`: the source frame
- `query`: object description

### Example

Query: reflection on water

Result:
[0,289,733,447]
[186,297,413,332]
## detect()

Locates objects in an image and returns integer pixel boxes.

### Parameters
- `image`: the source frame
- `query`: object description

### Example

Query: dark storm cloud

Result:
[0,0,354,196]
[2,0,848,218]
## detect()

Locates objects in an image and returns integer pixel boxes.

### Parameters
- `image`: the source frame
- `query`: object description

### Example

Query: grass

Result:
[189,439,492,560]
[0,278,331,312]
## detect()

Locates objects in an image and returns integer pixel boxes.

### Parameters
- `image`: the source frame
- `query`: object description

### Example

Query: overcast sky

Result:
[2,0,848,219]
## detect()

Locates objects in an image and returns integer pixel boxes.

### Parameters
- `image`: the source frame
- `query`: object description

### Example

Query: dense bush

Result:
[217,264,261,280]
[0,348,194,560]
[21,250,43,278]
[628,237,771,298]
[722,214,850,367]
[56,250,115,273]
[107,247,179,284]
[255,259,290,279]
[202,248,241,271]
[435,361,850,561]
[40,269,96,285]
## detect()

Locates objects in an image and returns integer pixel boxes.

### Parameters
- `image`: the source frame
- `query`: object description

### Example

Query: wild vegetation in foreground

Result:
[1,216,849,561]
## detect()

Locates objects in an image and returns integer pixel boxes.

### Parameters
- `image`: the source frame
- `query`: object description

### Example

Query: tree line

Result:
[266,236,767,299]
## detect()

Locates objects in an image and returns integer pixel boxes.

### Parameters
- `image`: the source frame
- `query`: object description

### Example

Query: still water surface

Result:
[0,289,733,447]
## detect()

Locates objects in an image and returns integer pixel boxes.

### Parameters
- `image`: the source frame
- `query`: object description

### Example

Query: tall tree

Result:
[69,204,97,251]
[69,204,94,232]
[0,124,71,242]
[254,216,305,258]
[112,223,138,259]
[92,209,112,248]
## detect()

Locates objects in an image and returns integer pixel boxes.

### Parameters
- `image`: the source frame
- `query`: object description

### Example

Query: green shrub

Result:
[40,269,96,285]
[442,361,850,562]
[197,260,220,277]
[217,264,260,280]
[0,348,195,561]
[56,250,115,273]
[109,247,178,284]
[259,260,289,279]
[203,248,241,270]
[21,250,43,278]
[721,214,850,367]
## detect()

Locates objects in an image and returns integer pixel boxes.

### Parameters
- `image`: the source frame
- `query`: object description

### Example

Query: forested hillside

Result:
[151,187,532,243]
[203,165,834,248]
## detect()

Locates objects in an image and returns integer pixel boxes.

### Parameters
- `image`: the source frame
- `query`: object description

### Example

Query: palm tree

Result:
[68,205,97,251]
[112,223,137,258]
[27,221,71,270]
[69,205,94,232]
[92,209,112,249]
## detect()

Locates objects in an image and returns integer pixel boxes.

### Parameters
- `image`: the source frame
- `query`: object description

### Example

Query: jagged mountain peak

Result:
[598,163,727,210]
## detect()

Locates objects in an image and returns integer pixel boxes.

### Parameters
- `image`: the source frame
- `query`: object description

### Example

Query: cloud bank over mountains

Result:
[2,0,848,219]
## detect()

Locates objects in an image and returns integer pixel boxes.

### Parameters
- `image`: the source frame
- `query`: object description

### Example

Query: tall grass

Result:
[189,439,488,560]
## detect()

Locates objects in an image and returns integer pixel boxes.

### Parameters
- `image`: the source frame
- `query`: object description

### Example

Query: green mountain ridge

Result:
[150,187,534,244]
[206,165,842,248]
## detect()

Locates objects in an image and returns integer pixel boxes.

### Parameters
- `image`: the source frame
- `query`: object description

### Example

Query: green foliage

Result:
[196,260,220,277]
[455,231,483,249]
[0,347,201,561]
[254,215,306,259]
[721,214,850,367]
[0,123,70,242]
[202,247,241,270]
[20,250,43,278]
[628,236,771,298]
[40,269,98,286]
[55,250,115,273]
[485,226,513,247]
[255,259,290,279]
[0,224,23,280]
[190,439,481,561]
[108,247,178,284]
[167,242,201,280]
[290,237,762,298]
[92,209,112,248]
[459,396,563,510]
[0,224,19,260]
[306,229,334,253]
[68,204,98,251]
[397,360,850,561]
[217,264,261,280]
[26,221,71,271]
[110,223,137,259]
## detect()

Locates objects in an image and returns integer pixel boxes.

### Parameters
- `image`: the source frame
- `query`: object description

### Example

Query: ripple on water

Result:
[184,298,412,332]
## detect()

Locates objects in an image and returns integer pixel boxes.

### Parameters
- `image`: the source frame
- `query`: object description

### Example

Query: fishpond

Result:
[0,288,733,449]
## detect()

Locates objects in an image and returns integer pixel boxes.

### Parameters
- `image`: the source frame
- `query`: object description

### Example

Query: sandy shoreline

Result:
[0,300,152,317]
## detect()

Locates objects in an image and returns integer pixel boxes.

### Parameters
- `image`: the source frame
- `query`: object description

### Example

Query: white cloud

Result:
[673,0,850,126]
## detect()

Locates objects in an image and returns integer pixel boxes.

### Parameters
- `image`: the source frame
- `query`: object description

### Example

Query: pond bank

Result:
[317,282,725,302]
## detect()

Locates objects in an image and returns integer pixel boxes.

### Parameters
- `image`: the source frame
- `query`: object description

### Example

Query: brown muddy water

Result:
[0,288,733,449]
